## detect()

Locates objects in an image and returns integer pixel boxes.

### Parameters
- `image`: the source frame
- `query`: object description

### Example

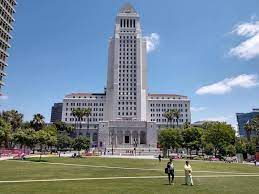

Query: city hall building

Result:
[61,4,191,150]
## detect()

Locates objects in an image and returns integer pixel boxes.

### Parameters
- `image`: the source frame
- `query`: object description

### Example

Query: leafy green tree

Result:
[0,110,23,131]
[13,128,27,149]
[251,116,259,144]
[226,145,236,157]
[57,133,72,154]
[244,122,253,141]
[0,118,11,148]
[54,121,74,134]
[72,136,90,155]
[36,126,57,160]
[204,143,214,155]
[30,113,45,131]
[235,138,246,154]
[182,127,203,156]
[246,141,256,155]
[203,122,235,156]
[158,128,182,157]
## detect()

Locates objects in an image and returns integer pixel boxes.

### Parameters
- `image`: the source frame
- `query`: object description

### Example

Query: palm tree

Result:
[244,120,252,141]
[173,109,181,128]
[84,108,92,137]
[71,109,78,135]
[163,110,174,127]
[30,113,45,131]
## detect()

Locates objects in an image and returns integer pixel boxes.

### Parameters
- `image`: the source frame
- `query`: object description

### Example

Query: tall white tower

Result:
[105,4,147,121]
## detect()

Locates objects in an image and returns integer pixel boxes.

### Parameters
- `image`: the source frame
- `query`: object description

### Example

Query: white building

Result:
[61,4,191,150]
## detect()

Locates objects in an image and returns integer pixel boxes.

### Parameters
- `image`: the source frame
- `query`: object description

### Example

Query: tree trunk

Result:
[39,145,42,161]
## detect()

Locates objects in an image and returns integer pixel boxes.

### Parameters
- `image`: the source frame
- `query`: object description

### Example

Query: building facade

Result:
[0,0,17,94]
[50,103,63,123]
[61,4,191,149]
[236,108,259,137]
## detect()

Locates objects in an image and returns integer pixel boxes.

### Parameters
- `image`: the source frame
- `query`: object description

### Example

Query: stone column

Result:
[130,131,133,145]
[138,131,140,145]
[122,131,125,145]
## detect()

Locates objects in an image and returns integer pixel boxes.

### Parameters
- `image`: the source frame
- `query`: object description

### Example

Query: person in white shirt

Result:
[184,161,193,186]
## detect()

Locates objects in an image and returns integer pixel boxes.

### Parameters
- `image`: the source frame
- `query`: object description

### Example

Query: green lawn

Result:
[0,157,259,194]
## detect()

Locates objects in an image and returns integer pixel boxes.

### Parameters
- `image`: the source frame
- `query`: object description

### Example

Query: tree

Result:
[72,136,90,155]
[0,110,23,131]
[84,108,92,137]
[57,133,72,154]
[158,128,182,157]
[71,109,78,133]
[13,128,27,149]
[204,143,214,155]
[244,121,253,141]
[163,110,174,128]
[182,127,203,156]
[0,118,11,148]
[54,121,74,134]
[30,114,45,131]
[226,145,236,157]
[251,116,259,144]
[36,126,57,160]
[173,109,181,128]
[203,122,235,156]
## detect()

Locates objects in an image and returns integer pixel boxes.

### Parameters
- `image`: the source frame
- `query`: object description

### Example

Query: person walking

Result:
[166,158,175,185]
[158,154,162,162]
[184,161,193,186]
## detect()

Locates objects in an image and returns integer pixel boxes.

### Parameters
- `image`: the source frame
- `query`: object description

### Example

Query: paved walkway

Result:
[1,174,259,184]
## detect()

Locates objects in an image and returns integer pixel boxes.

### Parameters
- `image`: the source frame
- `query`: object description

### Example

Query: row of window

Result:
[118,101,137,105]
[150,113,188,118]
[119,60,136,64]
[0,28,9,42]
[118,106,136,111]
[66,117,103,122]
[118,96,137,100]
[119,82,136,86]
[0,6,13,24]
[0,50,7,61]
[120,36,136,39]
[71,96,104,99]
[67,102,104,107]
[120,44,136,48]
[0,15,11,33]
[150,118,188,123]
[120,40,136,43]
[0,0,15,16]
[118,112,136,116]
[120,19,136,28]
[150,103,188,107]
[150,108,188,113]
[119,52,136,56]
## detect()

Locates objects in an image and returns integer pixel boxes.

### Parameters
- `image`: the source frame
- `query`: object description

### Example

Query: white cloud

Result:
[196,74,259,95]
[0,95,8,100]
[144,33,160,53]
[191,107,207,112]
[229,18,259,60]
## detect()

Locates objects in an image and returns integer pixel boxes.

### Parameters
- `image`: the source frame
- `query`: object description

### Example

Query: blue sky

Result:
[1,0,259,129]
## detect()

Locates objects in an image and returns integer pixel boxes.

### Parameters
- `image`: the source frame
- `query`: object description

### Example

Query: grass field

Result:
[0,157,259,194]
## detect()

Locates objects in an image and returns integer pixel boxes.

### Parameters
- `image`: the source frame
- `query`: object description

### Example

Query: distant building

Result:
[236,109,259,137]
[50,103,63,123]
[0,0,17,94]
